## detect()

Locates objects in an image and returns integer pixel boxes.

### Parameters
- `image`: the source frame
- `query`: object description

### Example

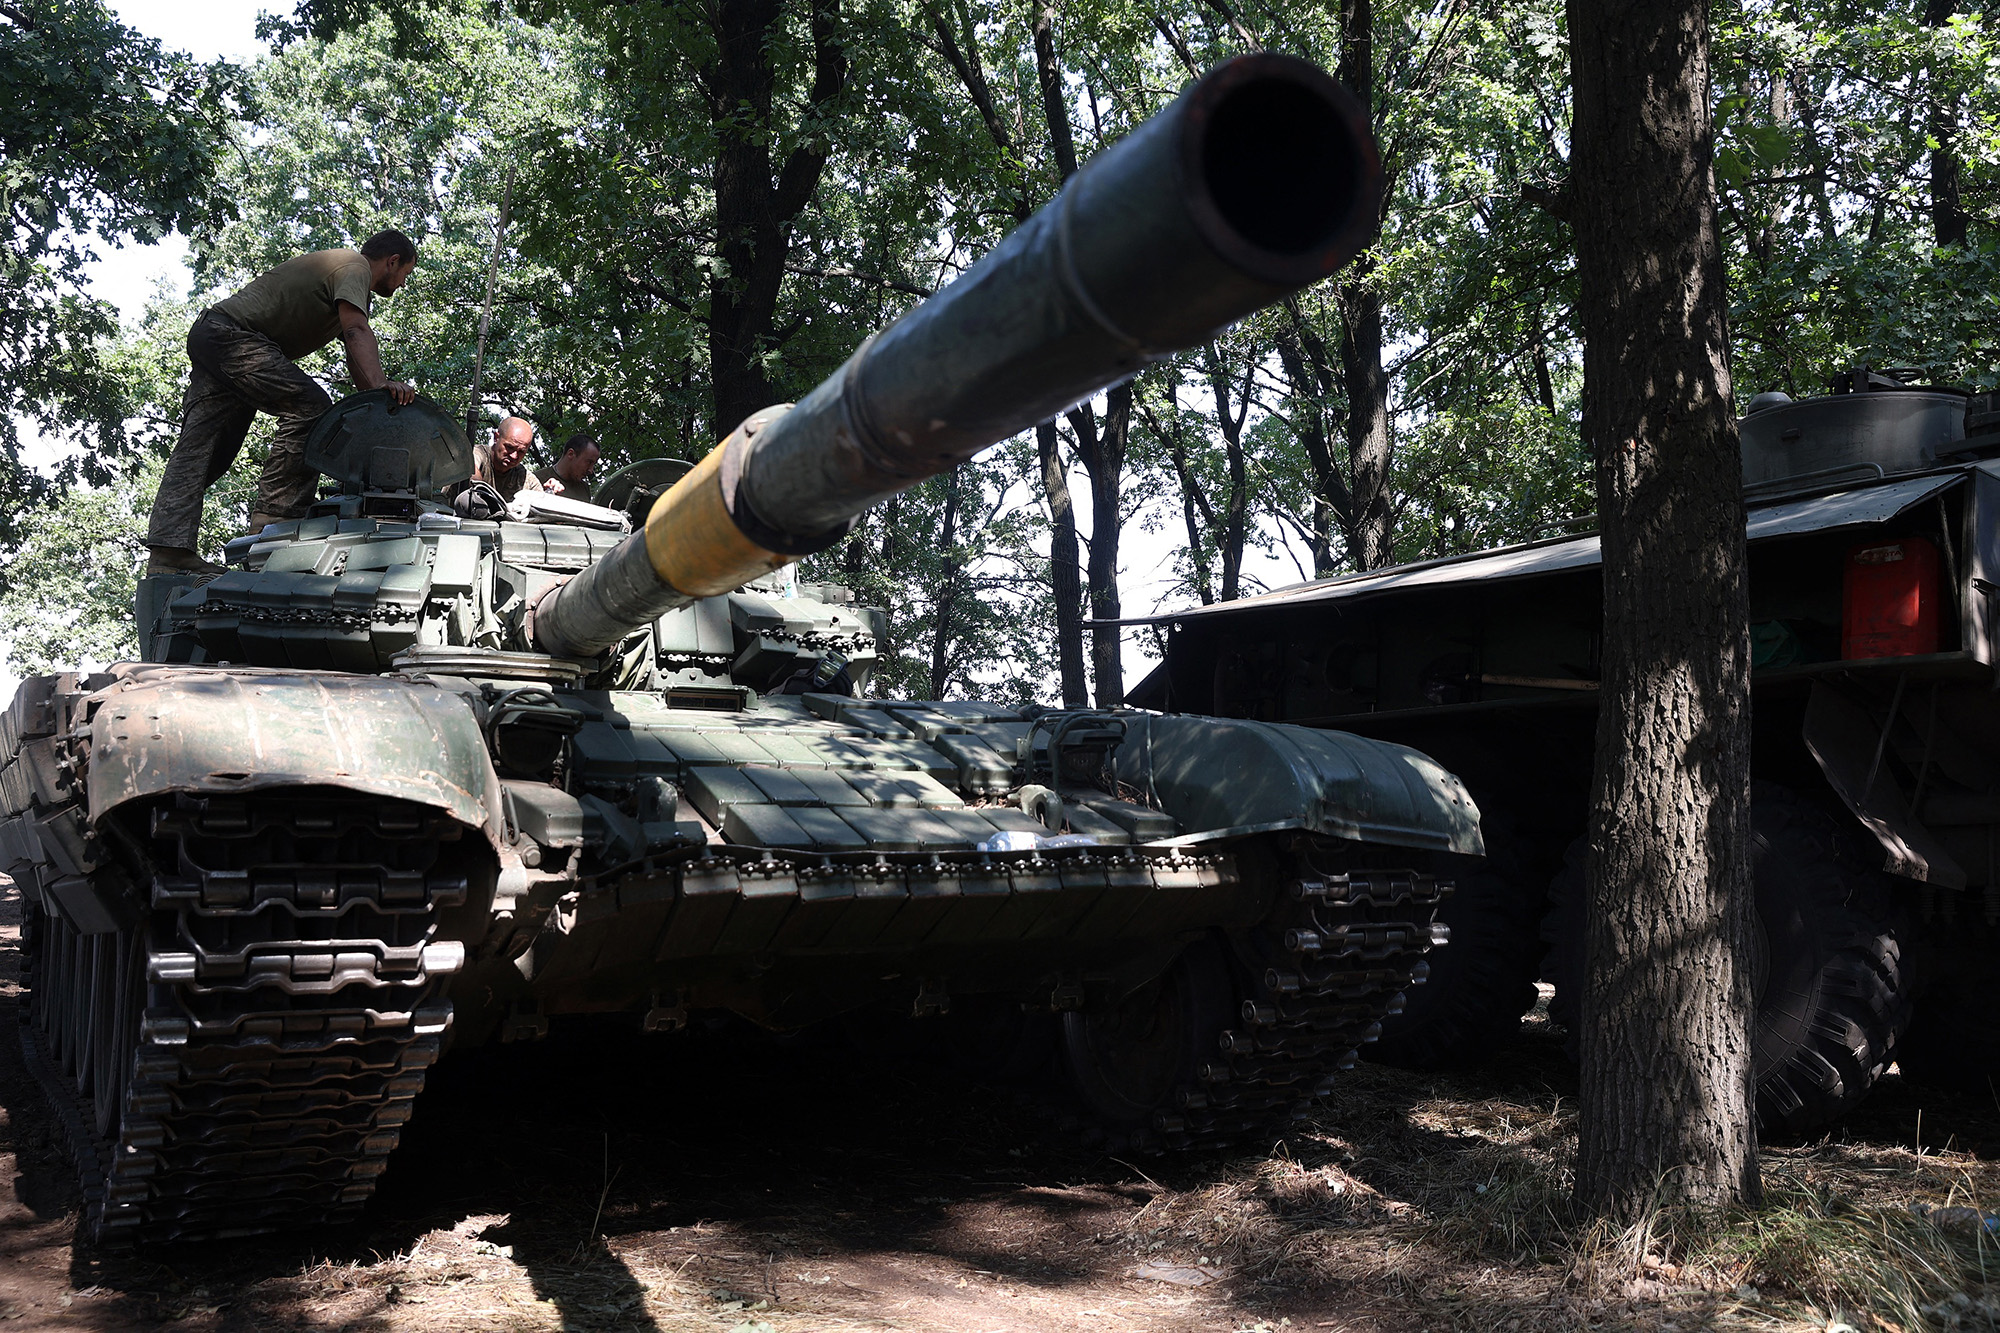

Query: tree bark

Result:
[1531,311,1558,415]
[1039,419,1089,704]
[1139,385,1219,605]
[928,471,961,700]
[704,0,848,436]
[1568,0,1760,1221]
[1924,0,1969,248]
[1275,315,1358,577]
[1337,0,1393,571]
[1067,390,1129,707]
[1202,343,1255,600]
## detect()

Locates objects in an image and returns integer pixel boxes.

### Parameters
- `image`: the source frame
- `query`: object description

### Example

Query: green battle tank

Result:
[0,54,1479,1245]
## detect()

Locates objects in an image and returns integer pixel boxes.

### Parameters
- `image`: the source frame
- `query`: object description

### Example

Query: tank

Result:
[0,53,1483,1246]
[1132,366,2000,1134]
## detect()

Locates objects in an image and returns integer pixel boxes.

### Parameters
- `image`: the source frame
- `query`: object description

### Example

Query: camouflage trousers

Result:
[145,311,332,551]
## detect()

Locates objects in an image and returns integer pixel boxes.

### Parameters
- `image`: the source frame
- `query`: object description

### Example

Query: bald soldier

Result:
[471,416,544,502]
[144,229,420,575]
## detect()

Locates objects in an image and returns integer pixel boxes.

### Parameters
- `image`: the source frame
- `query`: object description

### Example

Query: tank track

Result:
[21,791,469,1246]
[1052,844,1448,1153]
[1163,865,1448,1146]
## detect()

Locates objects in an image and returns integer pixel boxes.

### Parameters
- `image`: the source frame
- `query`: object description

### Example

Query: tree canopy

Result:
[1,0,1995,691]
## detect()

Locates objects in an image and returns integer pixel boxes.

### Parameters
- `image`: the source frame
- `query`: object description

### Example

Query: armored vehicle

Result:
[1132,367,2000,1134]
[0,54,1482,1245]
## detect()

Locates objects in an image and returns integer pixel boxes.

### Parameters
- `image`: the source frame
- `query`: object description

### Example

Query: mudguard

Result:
[1126,715,1482,854]
[86,666,502,840]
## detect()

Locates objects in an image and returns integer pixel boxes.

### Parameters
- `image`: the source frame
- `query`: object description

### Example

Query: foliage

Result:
[0,453,238,676]
[0,0,241,540]
[809,446,1056,703]
[6,0,1996,699]
[1714,0,2000,394]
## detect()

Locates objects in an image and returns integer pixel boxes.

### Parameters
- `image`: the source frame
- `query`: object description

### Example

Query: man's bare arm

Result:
[336,300,415,404]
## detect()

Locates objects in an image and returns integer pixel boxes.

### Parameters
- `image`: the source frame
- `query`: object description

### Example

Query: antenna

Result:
[467,164,516,441]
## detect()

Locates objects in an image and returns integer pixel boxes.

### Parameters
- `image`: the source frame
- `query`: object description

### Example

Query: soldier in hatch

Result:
[144,229,420,575]
[471,415,544,502]
[535,433,601,498]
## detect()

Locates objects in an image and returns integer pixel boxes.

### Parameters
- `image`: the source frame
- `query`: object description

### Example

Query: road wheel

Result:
[1062,937,1238,1139]
[1542,782,1910,1137]
[1367,814,1543,1068]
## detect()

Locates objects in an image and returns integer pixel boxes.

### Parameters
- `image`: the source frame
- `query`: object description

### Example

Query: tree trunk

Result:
[843,511,868,577]
[1038,5,1124,706]
[1531,311,1558,415]
[1068,390,1128,708]
[1275,316,1357,577]
[1568,0,1760,1222]
[1135,383,1218,605]
[1337,0,1394,572]
[1039,419,1089,704]
[1203,344,1254,600]
[704,0,848,436]
[1924,0,1969,248]
[1337,270,1393,569]
[928,472,961,700]
[1182,485,1215,604]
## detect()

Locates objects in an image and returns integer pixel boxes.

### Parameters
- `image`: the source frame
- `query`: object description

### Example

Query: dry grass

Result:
[1071,1010,2000,1333]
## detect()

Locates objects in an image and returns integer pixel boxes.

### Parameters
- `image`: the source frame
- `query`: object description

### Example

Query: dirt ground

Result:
[2,877,1996,1333]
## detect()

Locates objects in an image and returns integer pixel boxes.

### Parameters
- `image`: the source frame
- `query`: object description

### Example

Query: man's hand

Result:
[385,380,416,405]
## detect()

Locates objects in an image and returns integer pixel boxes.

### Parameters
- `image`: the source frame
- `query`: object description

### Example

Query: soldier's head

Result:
[493,417,535,471]
[555,434,600,483]
[361,229,419,295]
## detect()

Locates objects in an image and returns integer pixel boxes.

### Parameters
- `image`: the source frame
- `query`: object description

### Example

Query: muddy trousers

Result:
[145,311,332,551]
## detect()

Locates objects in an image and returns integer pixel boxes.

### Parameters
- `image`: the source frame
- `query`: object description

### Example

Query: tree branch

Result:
[788,265,933,298]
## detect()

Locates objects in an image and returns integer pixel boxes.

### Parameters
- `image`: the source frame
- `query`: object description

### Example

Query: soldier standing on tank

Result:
[143,230,421,575]
[535,434,601,498]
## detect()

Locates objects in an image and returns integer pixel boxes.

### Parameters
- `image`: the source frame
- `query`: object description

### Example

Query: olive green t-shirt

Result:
[213,249,374,359]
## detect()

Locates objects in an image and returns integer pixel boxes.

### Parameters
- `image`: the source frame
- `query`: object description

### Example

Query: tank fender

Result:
[85,668,506,847]
[1123,716,1482,855]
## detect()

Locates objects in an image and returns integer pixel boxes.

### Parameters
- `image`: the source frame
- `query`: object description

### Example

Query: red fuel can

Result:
[1842,537,1941,660]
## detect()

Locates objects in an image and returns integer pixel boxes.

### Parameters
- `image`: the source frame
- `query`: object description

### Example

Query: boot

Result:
[145,546,223,577]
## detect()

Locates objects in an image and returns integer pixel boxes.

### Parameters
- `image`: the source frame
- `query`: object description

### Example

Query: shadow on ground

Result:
[4,878,1998,1332]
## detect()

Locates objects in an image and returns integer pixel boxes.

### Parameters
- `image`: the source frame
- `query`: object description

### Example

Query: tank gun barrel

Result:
[534,52,1382,659]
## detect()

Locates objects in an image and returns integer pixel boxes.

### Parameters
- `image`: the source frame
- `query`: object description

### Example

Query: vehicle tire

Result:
[1367,815,1544,1068]
[1541,782,1910,1137]
[1062,936,1239,1139]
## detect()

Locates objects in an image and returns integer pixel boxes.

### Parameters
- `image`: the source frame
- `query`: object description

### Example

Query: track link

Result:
[1135,856,1448,1150]
[22,791,470,1245]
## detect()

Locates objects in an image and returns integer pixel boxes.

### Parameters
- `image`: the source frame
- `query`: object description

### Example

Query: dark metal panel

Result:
[1130,471,1968,627]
